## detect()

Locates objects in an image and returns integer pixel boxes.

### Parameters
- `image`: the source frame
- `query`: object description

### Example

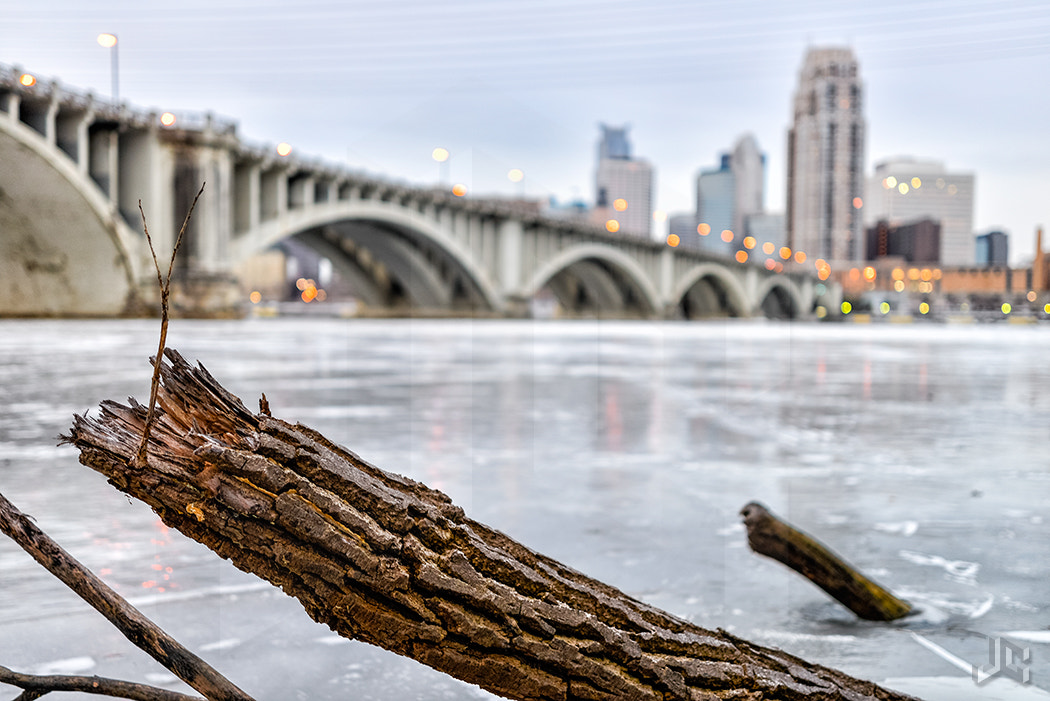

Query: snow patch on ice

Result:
[32,656,95,675]
[715,523,744,537]
[875,521,918,537]
[1001,630,1050,643]
[899,549,981,583]
[883,675,1050,700]
[315,635,351,646]
[750,629,858,645]
[200,638,242,652]
[899,590,995,621]
[144,672,180,686]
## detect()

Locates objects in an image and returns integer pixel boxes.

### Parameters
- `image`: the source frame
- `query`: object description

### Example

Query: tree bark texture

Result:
[65,350,917,701]
[740,503,912,622]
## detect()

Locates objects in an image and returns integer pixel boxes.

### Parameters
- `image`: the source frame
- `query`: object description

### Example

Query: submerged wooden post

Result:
[64,349,917,700]
[740,502,912,622]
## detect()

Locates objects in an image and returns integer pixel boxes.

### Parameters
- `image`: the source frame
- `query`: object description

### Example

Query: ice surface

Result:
[1,318,1048,698]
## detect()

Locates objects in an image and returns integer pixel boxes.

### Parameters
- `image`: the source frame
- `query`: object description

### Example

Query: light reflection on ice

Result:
[0,319,1048,696]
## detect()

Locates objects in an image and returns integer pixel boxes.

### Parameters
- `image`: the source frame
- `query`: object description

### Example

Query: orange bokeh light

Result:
[794,251,807,264]
[735,250,748,263]
[605,219,620,233]
[762,242,775,255]
[666,233,680,247]
[764,258,777,270]
[779,246,792,260]
[743,236,756,250]
[720,229,734,242]
[160,112,176,127]
[853,197,863,209]
[863,266,877,281]
[276,142,292,157]
[613,198,628,212]
[452,183,468,197]
[697,223,711,236]
[19,73,36,87]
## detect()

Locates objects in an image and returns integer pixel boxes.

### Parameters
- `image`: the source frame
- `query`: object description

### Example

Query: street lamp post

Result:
[97,33,118,103]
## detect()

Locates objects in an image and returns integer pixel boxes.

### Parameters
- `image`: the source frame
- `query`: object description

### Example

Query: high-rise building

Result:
[786,47,866,264]
[696,155,735,256]
[865,158,975,265]
[695,134,766,256]
[975,230,1009,267]
[730,134,765,239]
[595,124,653,238]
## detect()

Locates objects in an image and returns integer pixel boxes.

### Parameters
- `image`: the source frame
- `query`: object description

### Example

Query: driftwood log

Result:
[740,503,912,622]
[64,349,916,701]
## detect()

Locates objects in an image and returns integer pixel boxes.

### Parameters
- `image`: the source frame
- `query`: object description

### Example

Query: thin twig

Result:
[0,664,204,700]
[134,183,206,469]
[0,491,254,701]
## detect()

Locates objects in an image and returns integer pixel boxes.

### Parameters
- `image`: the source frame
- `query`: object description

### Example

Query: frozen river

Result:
[0,318,1048,699]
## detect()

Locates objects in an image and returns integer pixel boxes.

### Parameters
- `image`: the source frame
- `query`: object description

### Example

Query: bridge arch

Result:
[234,200,504,313]
[671,263,751,318]
[521,243,662,317]
[0,116,144,315]
[753,276,806,319]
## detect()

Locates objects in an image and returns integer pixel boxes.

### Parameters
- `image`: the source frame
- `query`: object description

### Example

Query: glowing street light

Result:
[19,73,36,87]
[432,147,450,183]
[97,33,119,103]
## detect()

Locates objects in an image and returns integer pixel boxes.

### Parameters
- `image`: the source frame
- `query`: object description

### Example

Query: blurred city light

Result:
[720,229,734,243]
[735,250,748,263]
[276,142,292,156]
[18,73,35,87]
[160,112,176,127]
[507,168,524,183]
[452,183,467,197]
[97,33,117,48]
[666,233,680,247]
[613,198,628,212]
[697,223,711,236]
[432,147,449,162]
[605,219,620,233]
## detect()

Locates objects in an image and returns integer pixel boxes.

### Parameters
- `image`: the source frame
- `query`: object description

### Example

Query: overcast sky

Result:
[4,0,1049,263]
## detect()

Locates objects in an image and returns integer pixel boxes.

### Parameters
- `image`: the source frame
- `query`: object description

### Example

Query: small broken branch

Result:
[0,491,254,701]
[134,183,206,469]
[0,664,204,701]
[740,502,913,622]
[65,350,917,700]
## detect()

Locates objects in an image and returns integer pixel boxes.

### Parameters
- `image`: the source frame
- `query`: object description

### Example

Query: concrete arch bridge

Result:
[0,64,819,319]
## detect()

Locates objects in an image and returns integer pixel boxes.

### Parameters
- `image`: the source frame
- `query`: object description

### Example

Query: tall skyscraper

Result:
[786,47,866,264]
[694,134,766,256]
[865,158,976,266]
[595,124,653,238]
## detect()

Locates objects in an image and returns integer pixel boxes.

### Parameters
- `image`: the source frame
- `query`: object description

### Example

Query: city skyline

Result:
[2,1,1048,264]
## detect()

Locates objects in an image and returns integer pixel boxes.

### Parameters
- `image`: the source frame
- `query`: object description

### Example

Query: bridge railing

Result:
[0,61,237,134]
